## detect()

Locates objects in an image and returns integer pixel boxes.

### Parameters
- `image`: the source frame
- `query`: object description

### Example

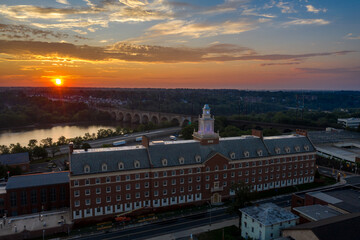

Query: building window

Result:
[84,165,90,173]
[180,169,184,175]
[179,157,185,164]
[86,199,90,206]
[162,158,168,166]
[75,200,80,207]
[163,171,167,177]
[188,178,192,183]
[285,147,290,153]
[134,160,140,168]
[96,178,100,184]
[50,188,56,202]
[230,152,236,159]
[116,185,121,192]
[102,163,108,171]
[31,190,37,204]
[85,189,90,195]
[116,195,121,201]
[126,175,130,181]
[85,179,90,185]
[206,175,210,181]
[106,186,111,193]
[74,180,79,186]
[197,176,201,182]
[257,150,263,156]
[223,164,227,170]
[188,186,192,191]
[154,191,158,197]
[106,177,111,183]
[116,176,121,182]
[180,187,184,193]
[154,181,158,187]
[41,189,47,203]
[197,185,201,190]
[172,179,176,185]
[215,165,219,171]
[223,173,227,179]
[238,171,242,176]
[145,172,149,178]
[136,192,140,198]
[126,184,131,190]
[172,170,176,176]
[304,145,310,151]
[215,174,218,180]
[96,198,101,204]
[197,168,201,173]
[126,194,131,200]
[188,169,193,174]
[195,155,201,163]
[145,191,149,197]
[96,188,101,194]
[154,172,158,178]
[118,162,124,170]
[206,166,210,172]
[180,178,184,184]
[244,151,250,157]
[60,186,66,201]
[163,189,167,195]
[21,191,27,206]
[206,184,209,189]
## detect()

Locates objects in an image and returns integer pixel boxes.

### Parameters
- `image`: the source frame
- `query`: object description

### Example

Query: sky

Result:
[0,0,359,90]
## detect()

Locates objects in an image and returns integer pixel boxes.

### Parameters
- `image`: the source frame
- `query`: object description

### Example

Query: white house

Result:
[240,203,298,240]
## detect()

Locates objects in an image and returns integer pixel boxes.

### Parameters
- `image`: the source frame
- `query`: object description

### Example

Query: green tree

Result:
[81,143,91,150]
[9,143,28,154]
[41,137,53,147]
[0,145,10,155]
[57,136,67,145]
[28,139,38,149]
[227,182,254,229]
[32,146,48,159]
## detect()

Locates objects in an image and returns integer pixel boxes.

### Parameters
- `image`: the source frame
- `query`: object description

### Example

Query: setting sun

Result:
[55,78,62,86]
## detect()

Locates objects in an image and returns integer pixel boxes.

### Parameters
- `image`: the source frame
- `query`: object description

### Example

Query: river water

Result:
[0,122,132,147]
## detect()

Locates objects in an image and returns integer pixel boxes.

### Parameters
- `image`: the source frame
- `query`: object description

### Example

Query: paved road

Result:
[72,209,236,240]
[50,127,181,155]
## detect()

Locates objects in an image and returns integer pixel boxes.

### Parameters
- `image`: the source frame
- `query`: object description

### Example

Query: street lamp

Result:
[207,201,212,227]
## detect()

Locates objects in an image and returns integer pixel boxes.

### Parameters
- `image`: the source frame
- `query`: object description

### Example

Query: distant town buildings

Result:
[337,118,360,128]
[239,203,298,240]
[68,105,316,223]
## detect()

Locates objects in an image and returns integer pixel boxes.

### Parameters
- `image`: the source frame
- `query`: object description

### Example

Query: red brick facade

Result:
[70,152,316,222]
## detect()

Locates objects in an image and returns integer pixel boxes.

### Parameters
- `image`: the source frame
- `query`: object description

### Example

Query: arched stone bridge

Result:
[95,107,195,126]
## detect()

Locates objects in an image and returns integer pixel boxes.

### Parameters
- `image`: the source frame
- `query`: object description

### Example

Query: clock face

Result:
[206,110,209,114]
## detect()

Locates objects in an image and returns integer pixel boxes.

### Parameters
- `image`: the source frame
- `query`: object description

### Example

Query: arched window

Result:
[275,147,281,154]
[102,163,107,172]
[230,152,236,159]
[179,157,185,165]
[304,145,310,151]
[162,158,168,166]
[257,150,263,157]
[295,146,300,152]
[134,160,140,168]
[84,165,90,173]
[244,151,250,157]
[118,162,124,170]
[285,147,290,153]
[195,155,201,163]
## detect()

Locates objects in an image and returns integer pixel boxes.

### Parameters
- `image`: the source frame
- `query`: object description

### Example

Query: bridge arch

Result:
[151,116,159,125]
[160,116,169,123]
[142,114,149,124]
[182,119,190,127]
[124,113,132,122]
[110,112,117,121]
[118,112,124,121]
[171,118,180,126]
[132,113,141,124]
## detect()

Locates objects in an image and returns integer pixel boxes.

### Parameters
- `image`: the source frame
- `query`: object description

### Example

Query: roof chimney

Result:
[69,142,74,154]
[142,135,149,148]
[252,129,263,139]
[296,129,308,137]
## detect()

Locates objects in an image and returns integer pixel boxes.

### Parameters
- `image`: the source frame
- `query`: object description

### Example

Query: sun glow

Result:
[55,78,62,86]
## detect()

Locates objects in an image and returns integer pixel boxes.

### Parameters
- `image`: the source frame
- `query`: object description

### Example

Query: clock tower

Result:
[193,104,219,145]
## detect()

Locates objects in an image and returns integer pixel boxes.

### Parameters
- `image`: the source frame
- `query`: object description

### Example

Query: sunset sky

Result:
[0,0,359,89]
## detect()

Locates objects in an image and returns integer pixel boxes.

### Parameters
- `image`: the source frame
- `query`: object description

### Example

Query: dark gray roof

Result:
[240,203,298,226]
[284,213,360,240]
[263,135,315,155]
[6,171,69,190]
[71,146,150,175]
[293,204,342,221]
[69,134,315,175]
[325,189,360,213]
[0,152,29,165]
[148,136,268,168]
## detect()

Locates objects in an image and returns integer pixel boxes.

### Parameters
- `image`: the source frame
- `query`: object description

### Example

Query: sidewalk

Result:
[145,218,238,240]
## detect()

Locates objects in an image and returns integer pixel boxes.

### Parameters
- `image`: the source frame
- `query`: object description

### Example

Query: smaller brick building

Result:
[1,171,70,217]
[0,152,30,173]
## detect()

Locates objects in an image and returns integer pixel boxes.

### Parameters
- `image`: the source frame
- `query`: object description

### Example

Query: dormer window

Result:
[230,152,236,160]
[244,151,250,158]
[285,147,290,153]
[84,165,90,173]
[295,146,300,152]
[102,163,107,172]
[118,162,124,170]
[257,150,263,157]
[304,145,310,151]
[179,157,185,165]
[162,158,168,166]
[195,155,201,163]
[134,160,140,168]
[275,147,281,154]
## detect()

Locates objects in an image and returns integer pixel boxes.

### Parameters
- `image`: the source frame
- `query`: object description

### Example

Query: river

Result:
[0,122,133,147]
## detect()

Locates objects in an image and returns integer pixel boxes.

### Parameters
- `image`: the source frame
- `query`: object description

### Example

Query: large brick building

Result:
[69,105,316,222]
[0,171,70,217]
